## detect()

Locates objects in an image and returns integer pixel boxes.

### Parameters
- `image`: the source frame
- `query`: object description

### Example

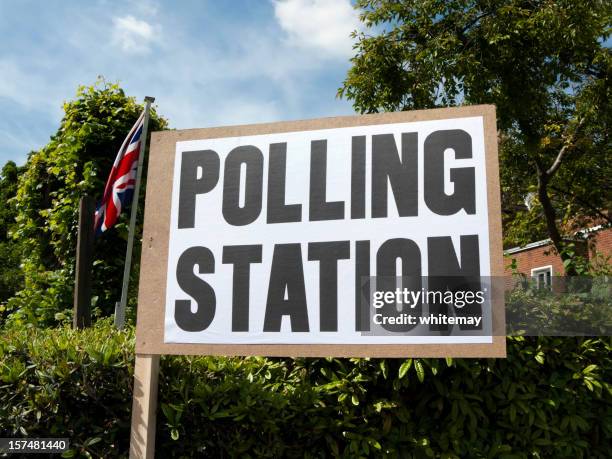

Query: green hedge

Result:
[1,320,610,458]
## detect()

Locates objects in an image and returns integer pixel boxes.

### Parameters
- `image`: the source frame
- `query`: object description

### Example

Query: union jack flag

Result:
[94,111,145,235]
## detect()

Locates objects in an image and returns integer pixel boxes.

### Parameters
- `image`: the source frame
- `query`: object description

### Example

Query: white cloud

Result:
[273,0,360,58]
[0,1,358,164]
[112,15,157,54]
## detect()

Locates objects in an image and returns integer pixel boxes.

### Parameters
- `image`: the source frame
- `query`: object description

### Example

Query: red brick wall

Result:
[503,227,612,278]
[589,227,612,258]
[504,244,566,277]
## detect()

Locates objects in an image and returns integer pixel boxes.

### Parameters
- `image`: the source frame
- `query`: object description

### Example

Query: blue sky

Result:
[0,0,362,165]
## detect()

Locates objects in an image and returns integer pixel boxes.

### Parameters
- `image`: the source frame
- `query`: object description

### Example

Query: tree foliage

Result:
[0,161,24,308]
[4,81,167,327]
[340,0,611,264]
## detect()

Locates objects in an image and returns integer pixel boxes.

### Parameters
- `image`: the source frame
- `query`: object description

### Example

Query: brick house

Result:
[503,226,612,289]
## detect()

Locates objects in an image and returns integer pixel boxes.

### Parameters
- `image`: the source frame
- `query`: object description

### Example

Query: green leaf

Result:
[414,360,425,383]
[380,360,388,379]
[161,403,173,421]
[85,437,101,446]
[54,312,66,321]
[399,359,412,379]
[582,364,597,374]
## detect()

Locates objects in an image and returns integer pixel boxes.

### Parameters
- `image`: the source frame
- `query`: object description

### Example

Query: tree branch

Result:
[460,10,494,35]
[549,184,612,225]
[545,117,586,177]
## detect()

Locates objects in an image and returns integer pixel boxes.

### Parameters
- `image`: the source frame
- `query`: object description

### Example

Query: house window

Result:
[531,265,553,289]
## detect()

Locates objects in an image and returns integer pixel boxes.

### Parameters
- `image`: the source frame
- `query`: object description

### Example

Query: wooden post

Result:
[129,354,160,459]
[73,194,95,329]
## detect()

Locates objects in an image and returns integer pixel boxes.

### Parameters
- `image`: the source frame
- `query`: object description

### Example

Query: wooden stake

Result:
[129,354,160,459]
[73,194,95,329]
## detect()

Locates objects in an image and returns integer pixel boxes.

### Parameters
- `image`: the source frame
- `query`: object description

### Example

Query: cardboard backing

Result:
[135,105,506,357]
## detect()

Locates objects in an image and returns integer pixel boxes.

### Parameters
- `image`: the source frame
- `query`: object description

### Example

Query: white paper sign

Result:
[164,116,492,344]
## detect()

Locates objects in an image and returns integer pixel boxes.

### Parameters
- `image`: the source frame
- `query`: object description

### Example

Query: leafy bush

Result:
[0,319,134,457]
[0,161,24,308]
[1,321,610,458]
[506,278,612,336]
[3,81,167,327]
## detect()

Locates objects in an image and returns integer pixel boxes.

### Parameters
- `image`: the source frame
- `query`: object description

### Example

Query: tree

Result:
[340,0,611,272]
[6,80,167,326]
[0,161,24,310]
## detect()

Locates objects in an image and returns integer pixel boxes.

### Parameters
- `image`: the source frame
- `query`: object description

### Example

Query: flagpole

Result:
[115,96,155,329]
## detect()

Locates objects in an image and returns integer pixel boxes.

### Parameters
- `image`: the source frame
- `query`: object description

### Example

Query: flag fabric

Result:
[94,111,145,235]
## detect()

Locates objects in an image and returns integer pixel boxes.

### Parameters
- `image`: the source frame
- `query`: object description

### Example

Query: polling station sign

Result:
[135,105,505,357]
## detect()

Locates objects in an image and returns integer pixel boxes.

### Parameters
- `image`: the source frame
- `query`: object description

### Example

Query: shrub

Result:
[505,278,612,336]
[4,81,167,328]
[0,161,24,308]
[1,321,610,458]
[0,319,134,456]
